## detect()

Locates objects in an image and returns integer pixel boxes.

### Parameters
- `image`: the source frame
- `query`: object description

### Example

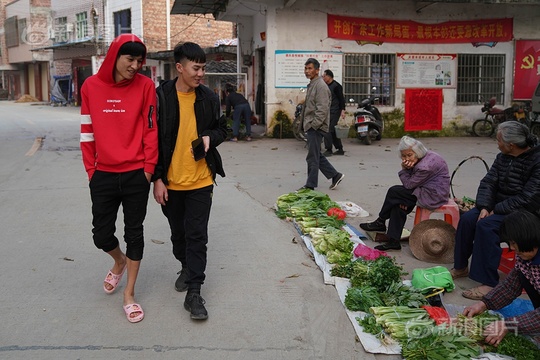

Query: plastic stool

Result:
[498,248,516,274]
[413,198,460,229]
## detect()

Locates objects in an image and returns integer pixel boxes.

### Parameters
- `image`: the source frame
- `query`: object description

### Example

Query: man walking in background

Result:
[322,69,346,156]
[299,58,344,191]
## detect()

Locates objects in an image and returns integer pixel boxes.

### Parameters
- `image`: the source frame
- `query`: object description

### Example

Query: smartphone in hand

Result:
[191,137,206,161]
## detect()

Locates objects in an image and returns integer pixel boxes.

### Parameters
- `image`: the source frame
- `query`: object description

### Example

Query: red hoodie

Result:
[80,34,158,179]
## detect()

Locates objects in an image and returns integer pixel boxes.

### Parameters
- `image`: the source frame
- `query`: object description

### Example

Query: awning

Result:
[31,37,99,51]
[170,0,228,17]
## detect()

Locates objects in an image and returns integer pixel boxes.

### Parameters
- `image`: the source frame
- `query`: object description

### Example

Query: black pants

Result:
[162,185,213,290]
[378,185,417,241]
[324,112,343,152]
[89,169,150,261]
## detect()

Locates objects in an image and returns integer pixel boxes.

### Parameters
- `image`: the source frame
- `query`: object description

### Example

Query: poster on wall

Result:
[405,89,443,131]
[397,54,457,89]
[513,40,540,100]
[275,50,343,88]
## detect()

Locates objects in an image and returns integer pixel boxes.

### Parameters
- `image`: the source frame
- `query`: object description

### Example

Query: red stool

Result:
[413,198,460,229]
[498,248,516,274]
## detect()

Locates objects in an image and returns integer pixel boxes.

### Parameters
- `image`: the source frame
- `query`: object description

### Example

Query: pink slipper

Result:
[103,266,126,294]
[123,303,144,323]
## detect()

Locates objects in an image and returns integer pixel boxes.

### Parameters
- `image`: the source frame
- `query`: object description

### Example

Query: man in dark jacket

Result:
[153,42,227,320]
[322,70,346,156]
[451,121,540,301]
[225,84,252,142]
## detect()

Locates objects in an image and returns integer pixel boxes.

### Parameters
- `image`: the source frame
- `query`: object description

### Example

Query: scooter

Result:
[353,89,383,145]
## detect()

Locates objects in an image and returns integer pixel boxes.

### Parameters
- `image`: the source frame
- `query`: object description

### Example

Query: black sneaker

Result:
[184,292,208,320]
[323,150,333,157]
[374,241,401,251]
[329,173,345,190]
[359,220,387,232]
[334,149,345,155]
[175,268,189,292]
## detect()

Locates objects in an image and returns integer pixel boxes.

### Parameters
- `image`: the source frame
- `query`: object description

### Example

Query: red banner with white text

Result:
[327,14,513,44]
[513,40,540,100]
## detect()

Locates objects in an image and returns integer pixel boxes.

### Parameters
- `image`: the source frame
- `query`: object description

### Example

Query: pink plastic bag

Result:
[353,243,389,260]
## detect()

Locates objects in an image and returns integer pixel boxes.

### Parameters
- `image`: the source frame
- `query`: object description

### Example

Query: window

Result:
[5,16,19,48]
[53,17,68,43]
[76,12,88,39]
[343,53,395,106]
[18,18,26,45]
[457,54,505,105]
[114,9,131,37]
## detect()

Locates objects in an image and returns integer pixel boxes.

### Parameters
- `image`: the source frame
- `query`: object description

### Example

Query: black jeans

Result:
[162,185,213,290]
[378,185,417,241]
[324,111,343,152]
[89,169,150,261]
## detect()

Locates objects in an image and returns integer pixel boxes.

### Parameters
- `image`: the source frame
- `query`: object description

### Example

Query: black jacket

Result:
[153,78,227,184]
[476,145,540,215]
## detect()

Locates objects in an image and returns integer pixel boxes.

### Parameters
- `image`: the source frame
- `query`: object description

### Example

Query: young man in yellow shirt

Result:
[153,42,227,320]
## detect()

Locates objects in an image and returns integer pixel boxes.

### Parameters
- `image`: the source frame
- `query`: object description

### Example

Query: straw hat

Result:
[409,219,455,264]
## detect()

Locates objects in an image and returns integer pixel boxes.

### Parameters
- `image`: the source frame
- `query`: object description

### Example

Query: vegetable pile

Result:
[275,188,353,264]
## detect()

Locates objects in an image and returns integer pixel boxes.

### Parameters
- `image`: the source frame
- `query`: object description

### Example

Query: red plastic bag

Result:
[421,305,450,325]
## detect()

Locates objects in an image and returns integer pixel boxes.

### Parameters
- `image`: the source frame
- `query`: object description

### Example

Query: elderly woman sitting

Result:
[452,121,540,300]
[360,136,450,251]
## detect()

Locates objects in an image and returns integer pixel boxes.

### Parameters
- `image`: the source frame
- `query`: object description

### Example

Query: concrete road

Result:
[0,101,500,359]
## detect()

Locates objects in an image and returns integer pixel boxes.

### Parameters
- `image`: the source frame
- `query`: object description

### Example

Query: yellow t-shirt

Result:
[166,91,213,190]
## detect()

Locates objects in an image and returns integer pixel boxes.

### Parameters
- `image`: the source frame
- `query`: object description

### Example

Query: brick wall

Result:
[142,0,234,52]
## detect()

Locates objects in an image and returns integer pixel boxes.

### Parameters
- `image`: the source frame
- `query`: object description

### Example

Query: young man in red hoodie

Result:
[80,34,158,323]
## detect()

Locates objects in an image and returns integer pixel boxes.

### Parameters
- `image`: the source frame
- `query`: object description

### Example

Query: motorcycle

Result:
[472,97,529,137]
[353,89,383,145]
[289,92,307,142]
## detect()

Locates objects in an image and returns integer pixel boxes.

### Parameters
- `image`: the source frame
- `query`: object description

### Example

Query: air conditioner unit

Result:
[49,28,56,41]
[66,23,74,33]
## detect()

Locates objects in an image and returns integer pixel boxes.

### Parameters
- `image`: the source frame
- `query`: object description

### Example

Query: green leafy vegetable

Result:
[401,324,481,360]
[344,286,384,312]
[484,332,540,360]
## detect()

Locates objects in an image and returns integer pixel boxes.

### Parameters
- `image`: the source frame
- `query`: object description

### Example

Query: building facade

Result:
[1,0,234,102]
[172,0,540,130]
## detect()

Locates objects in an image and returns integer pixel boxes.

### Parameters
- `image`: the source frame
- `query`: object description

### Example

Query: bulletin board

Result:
[405,89,443,131]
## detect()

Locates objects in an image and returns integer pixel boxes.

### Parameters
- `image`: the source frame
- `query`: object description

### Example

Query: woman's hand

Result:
[153,179,168,205]
[463,301,487,318]
[483,320,508,346]
[478,208,493,220]
[401,158,417,169]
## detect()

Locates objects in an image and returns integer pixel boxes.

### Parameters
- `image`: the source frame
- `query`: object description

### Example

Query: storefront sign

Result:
[327,14,513,44]
[513,40,540,100]
[397,53,456,89]
[275,50,343,88]
[405,89,443,131]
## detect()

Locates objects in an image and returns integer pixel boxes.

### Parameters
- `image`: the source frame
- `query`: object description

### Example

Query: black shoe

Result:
[374,241,401,251]
[184,292,208,320]
[334,149,345,155]
[175,268,189,292]
[359,219,387,232]
[323,150,333,157]
[298,186,314,191]
[329,173,345,190]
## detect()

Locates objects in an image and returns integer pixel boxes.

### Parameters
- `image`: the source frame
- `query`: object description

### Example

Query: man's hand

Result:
[153,179,168,205]
[483,320,508,346]
[144,172,152,183]
[202,135,210,152]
